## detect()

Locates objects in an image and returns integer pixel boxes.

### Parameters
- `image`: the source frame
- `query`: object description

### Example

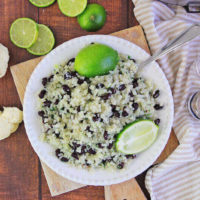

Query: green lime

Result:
[77,4,106,32]
[29,0,56,7]
[58,0,87,17]
[10,18,39,48]
[27,24,55,56]
[74,43,119,78]
[115,120,159,154]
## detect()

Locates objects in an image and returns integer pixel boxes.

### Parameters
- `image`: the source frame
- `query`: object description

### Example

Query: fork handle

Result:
[139,24,200,69]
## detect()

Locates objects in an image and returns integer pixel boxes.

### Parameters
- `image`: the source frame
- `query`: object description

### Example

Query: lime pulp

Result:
[58,0,87,17]
[10,18,39,48]
[29,0,56,7]
[27,24,55,56]
[115,120,159,154]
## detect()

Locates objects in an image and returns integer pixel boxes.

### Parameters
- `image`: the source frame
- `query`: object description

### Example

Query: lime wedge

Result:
[29,0,56,7]
[115,120,159,154]
[27,24,55,56]
[10,18,39,48]
[58,0,87,17]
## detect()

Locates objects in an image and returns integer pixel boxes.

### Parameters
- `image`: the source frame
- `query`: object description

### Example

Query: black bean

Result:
[154,118,161,125]
[62,84,71,96]
[97,143,104,148]
[132,102,139,111]
[71,152,79,160]
[67,58,75,65]
[96,83,104,89]
[88,148,96,155]
[132,79,138,88]
[0,106,4,112]
[122,110,129,117]
[54,99,59,105]
[100,118,103,122]
[44,99,52,107]
[119,84,126,91]
[88,88,92,94]
[108,87,116,94]
[114,134,118,139]
[60,157,69,162]
[81,145,87,154]
[39,90,46,99]
[77,78,84,85]
[42,118,46,124]
[77,106,81,112]
[38,110,45,117]
[42,77,48,86]
[72,142,81,150]
[85,159,90,166]
[114,111,120,118]
[64,72,75,80]
[129,91,134,97]
[48,75,54,82]
[154,104,164,110]
[102,160,106,165]
[100,93,111,100]
[130,58,136,63]
[119,71,122,75]
[117,162,124,169]
[111,104,116,112]
[71,71,77,77]
[64,124,67,129]
[92,113,100,122]
[90,42,95,45]
[153,90,160,98]
[125,154,136,159]
[55,149,63,158]
[104,131,108,140]
[80,120,83,123]
[55,133,60,138]
[85,126,93,134]
[84,77,91,84]
[107,142,114,149]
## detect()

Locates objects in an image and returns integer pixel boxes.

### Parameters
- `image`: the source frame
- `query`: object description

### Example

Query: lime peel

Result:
[10,18,39,49]
[58,0,87,17]
[27,24,55,56]
[115,120,159,154]
[29,0,56,7]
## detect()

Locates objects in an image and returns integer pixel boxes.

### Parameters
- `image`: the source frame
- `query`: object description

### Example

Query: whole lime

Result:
[74,43,119,77]
[77,4,106,32]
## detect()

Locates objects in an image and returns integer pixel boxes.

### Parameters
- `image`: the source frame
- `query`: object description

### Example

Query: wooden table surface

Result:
[0,1,152,199]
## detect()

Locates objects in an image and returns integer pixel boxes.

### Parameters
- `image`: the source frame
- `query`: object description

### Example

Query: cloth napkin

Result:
[132,0,200,199]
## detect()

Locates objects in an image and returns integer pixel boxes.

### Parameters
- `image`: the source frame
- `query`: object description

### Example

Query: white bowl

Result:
[24,35,174,186]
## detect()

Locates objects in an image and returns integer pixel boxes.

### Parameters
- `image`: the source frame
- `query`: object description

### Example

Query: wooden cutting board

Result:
[10,26,179,199]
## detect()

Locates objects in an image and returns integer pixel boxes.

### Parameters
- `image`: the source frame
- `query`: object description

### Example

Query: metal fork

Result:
[138,24,200,70]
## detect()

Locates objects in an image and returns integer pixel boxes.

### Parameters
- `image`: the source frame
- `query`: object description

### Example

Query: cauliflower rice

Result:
[37,53,162,169]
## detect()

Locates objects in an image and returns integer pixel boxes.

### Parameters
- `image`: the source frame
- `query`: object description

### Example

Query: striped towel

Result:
[132,1,200,199]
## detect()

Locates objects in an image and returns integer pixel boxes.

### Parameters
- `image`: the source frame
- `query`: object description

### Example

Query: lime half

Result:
[29,0,56,7]
[115,120,159,154]
[10,18,39,48]
[27,24,55,56]
[58,0,87,17]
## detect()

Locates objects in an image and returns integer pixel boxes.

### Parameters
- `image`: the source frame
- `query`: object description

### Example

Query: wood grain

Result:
[105,179,146,200]
[0,1,39,200]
